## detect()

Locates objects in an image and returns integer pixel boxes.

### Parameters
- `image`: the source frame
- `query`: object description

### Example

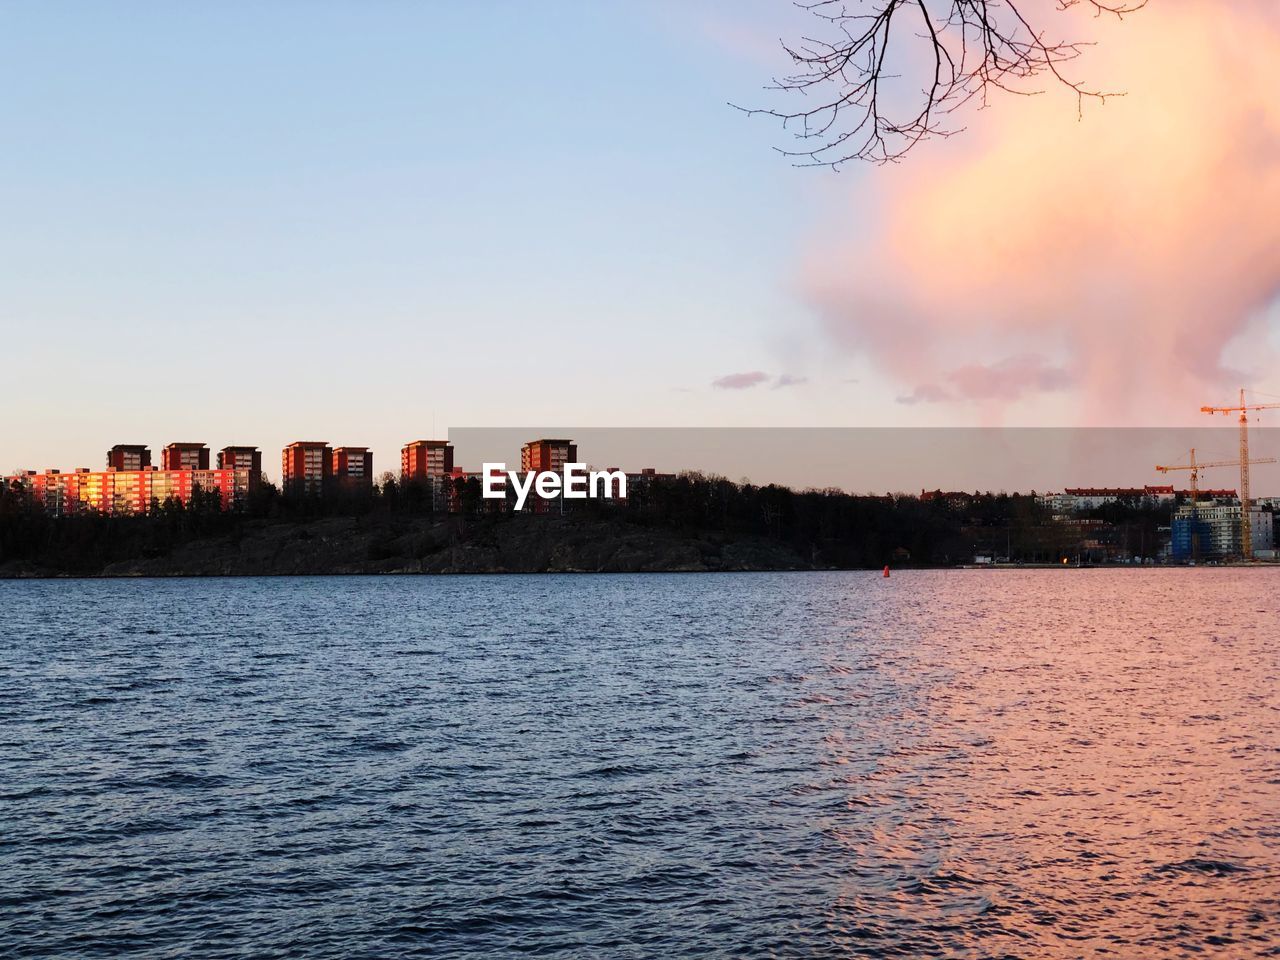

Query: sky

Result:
[3,1,1280,482]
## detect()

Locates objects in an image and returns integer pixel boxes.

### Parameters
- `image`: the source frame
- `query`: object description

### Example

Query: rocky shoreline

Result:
[0,515,816,578]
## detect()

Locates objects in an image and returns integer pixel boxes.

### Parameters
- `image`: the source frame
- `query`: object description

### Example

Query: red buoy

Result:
[882,565,890,578]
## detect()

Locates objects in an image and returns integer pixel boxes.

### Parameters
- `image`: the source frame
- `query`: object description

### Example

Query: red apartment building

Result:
[217,446,263,476]
[282,442,332,494]
[162,442,210,470]
[401,440,454,480]
[401,440,461,512]
[7,463,253,516]
[521,439,577,473]
[106,444,151,470]
[517,439,578,513]
[333,446,373,489]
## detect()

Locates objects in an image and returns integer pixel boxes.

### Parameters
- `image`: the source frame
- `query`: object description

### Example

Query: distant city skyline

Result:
[9,427,1280,500]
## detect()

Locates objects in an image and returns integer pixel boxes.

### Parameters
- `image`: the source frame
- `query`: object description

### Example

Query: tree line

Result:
[0,472,1175,574]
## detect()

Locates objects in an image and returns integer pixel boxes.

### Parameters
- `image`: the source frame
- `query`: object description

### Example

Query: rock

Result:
[2,513,816,578]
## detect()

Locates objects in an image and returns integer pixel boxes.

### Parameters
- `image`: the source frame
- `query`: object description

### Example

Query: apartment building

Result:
[161,442,210,470]
[401,440,454,480]
[333,446,373,489]
[6,466,252,517]
[217,446,263,476]
[521,439,577,473]
[106,444,151,471]
[282,442,332,494]
[1172,502,1274,559]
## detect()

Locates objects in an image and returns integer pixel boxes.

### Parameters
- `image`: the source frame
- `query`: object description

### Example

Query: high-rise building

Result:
[282,442,332,494]
[106,444,151,471]
[1171,502,1273,559]
[521,438,577,473]
[217,446,262,477]
[401,440,454,480]
[161,442,209,470]
[333,446,373,489]
[517,439,578,514]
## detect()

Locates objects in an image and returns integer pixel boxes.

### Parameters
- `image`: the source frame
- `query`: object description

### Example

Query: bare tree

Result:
[744,0,1146,166]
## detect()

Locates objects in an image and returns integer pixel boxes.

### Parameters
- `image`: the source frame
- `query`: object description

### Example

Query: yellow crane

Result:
[1156,448,1277,561]
[1201,389,1280,559]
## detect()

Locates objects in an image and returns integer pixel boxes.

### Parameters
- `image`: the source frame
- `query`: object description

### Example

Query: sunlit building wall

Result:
[106,444,151,471]
[401,440,454,480]
[516,438,578,514]
[4,467,252,517]
[521,439,577,473]
[161,442,210,470]
[333,446,373,489]
[282,442,332,494]
[217,446,262,477]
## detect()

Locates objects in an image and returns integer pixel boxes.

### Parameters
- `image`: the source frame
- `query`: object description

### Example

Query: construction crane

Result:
[1156,448,1277,561]
[1200,389,1280,559]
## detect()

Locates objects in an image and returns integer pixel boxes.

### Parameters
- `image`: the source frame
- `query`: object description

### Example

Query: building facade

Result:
[106,444,151,471]
[1041,486,1235,515]
[521,439,577,473]
[282,442,333,494]
[6,466,252,517]
[401,440,456,511]
[514,438,577,514]
[333,446,373,489]
[401,440,454,480]
[217,446,263,476]
[1171,503,1273,559]
[161,442,210,470]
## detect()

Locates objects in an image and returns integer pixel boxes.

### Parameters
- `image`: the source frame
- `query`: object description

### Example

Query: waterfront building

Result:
[217,446,262,476]
[402,440,457,512]
[1171,502,1273,559]
[1064,487,1177,510]
[521,439,577,473]
[333,446,373,489]
[106,444,151,471]
[161,442,210,470]
[4,466,252,517]
[282,442,332,494]
[401,440,454,480]
[513,439,576,514]
[1041,486,1236,515]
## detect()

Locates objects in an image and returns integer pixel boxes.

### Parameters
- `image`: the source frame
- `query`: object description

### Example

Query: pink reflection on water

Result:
[808,570,1279,955]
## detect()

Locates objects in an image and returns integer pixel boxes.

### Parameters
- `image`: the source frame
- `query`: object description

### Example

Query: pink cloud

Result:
[898,355,1071,404]
[949,355,1073,401]
[805,1,1280,424]
[712,370,770,390]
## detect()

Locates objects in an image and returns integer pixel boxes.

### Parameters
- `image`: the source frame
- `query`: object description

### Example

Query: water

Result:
[2,571,1277,958]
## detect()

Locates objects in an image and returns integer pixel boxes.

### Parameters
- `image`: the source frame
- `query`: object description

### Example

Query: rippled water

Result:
[2,571,1278,958]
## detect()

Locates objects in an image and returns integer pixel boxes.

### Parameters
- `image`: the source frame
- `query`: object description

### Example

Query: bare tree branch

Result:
[737,0,1146,166]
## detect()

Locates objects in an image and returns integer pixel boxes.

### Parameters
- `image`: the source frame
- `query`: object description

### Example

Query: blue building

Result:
[1171,514,1214,560]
